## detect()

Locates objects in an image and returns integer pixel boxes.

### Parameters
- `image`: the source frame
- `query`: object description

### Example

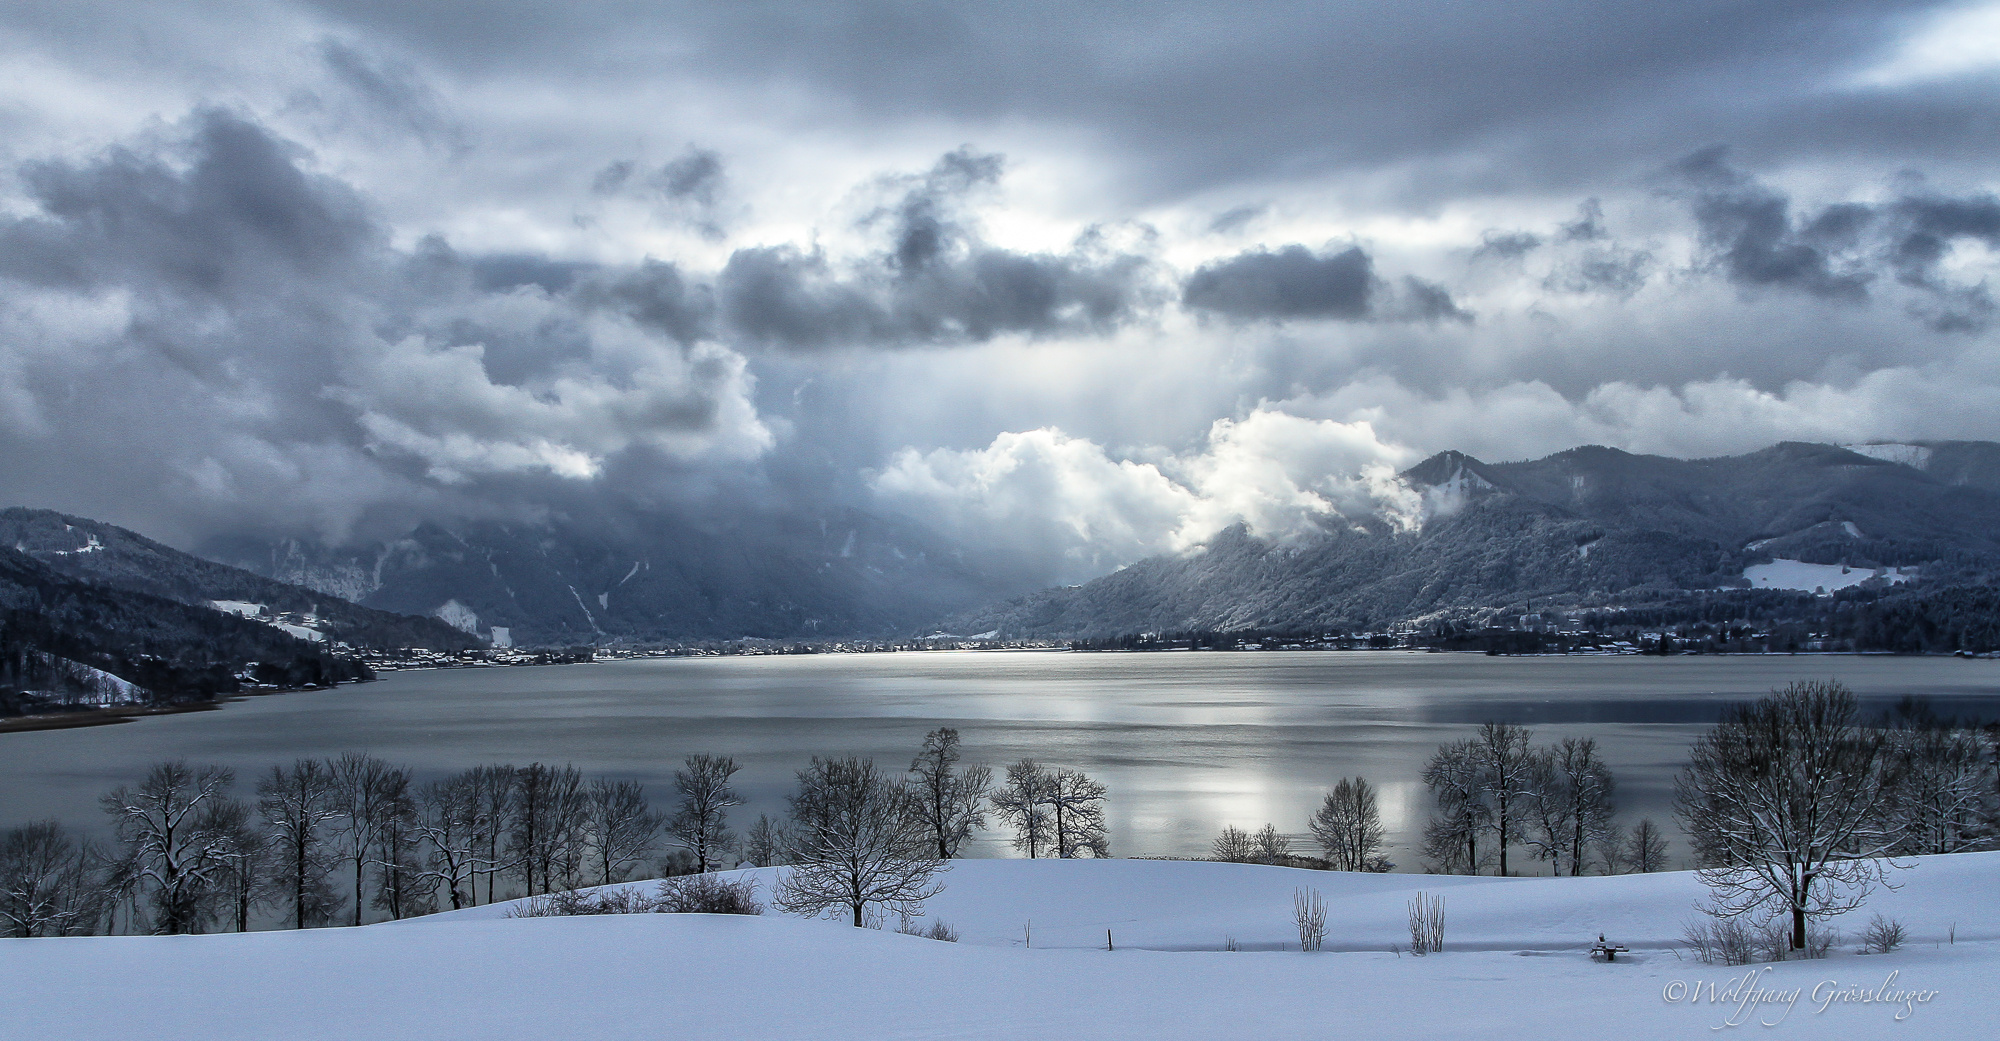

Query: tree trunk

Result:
[1793,904,1807,951]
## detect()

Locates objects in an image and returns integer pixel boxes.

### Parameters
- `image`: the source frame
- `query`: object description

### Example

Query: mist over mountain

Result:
[207,505,1028,647]
[946,441,2000,639]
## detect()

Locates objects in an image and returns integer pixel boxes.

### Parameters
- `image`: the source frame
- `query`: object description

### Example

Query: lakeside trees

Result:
[775,756,944,927]
[992,759,1108,859]
[1312,777,1388,872]
[907,728,992,859]
[12,690,1995,937]
[1675,680,1904,951]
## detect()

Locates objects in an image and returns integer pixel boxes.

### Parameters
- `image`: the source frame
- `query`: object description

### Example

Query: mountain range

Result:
[946,441,2000,638]
[9,439,2000,666]
[201,507,1025,648]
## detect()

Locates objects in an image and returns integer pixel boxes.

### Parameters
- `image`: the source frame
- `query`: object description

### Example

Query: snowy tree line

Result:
[0,727,1108,936]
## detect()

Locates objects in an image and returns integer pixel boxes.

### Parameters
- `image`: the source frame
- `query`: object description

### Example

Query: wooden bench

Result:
[1590,940,1630,962]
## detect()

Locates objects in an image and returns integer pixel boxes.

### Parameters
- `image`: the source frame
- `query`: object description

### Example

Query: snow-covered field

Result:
[1743,558,1915,593]
[6,855,1994,1039]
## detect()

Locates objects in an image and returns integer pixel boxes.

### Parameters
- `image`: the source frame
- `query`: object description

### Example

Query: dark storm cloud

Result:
[1,112,378,300]
[574,259,716,344]
[1182,245,1374,321]
[0,110,770,543]
[1669,147,2000,328]
[1181,245,1469,324]
[1672,146,1875,300]
[593,147,731,238]
[716,149,1155,349]
[1472,231,1543,261]
[317,38,460,147]
[298,0,1976,203]
[1543,247,1654,298]
[1207,205,1267,235]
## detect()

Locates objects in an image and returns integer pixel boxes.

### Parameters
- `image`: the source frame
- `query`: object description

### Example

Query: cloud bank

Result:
[0,1,1996,591]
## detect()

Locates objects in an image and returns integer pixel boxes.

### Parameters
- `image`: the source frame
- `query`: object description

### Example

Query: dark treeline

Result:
[1068,583,2000,656]
[0,728,1112,936]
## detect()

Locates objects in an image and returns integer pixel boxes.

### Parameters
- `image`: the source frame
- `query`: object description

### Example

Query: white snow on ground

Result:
[1743,558,1915,593]
[273,622,327,643]
[1844,442,1933,469]
[7,855,1993,1040]
[209,600,266,618]
[435,598,481,635]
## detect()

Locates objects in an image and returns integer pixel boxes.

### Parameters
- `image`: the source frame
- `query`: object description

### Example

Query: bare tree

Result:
[333,753,403,926]
[669,755,743,873]
[1211,825,1256,862]
[1253,823,1290,863]
[0,821,102,937]
[990,759,1054,858]
[1294,887,1327,952]
[907,727,992,858]
[1048,769,1109,858]
[1623,818,1671,873]
[413,773,483,911]
[776,756,944,927]
[743,813,790,867]
[1881,724,1994,855]
[1311,777,1387,871]
[100,761,239,934]
[510,763,588,895]
[1524,738,1616,876]
[370,774,432,921]
[257,758,344,929]
[586,779,662,885]
[204,797,267,932]
[1473,722,1535,876]
[1675,680,1904,951]
[1421,740,1490,874]
[467,765,516,905]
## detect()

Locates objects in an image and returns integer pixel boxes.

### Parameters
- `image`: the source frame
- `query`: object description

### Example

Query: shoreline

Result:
[0,683,341,735]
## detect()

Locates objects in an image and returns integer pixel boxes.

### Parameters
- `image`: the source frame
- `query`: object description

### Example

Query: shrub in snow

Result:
[508,888,660,917]
[1407,892,1445,955]
[1683,916,1835,963]
[897,915,959,942]
[656,873,762,915]
[1682,917,1756,966]
[1293,887,1326,952]
[1861,913,1906,954]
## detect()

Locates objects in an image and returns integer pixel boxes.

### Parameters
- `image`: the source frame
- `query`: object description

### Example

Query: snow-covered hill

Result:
[7,855,1993,1039]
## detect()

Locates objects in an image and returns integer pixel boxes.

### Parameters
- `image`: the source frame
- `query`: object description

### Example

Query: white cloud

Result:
[870,408,1418,585]
[1851,2,2000,87]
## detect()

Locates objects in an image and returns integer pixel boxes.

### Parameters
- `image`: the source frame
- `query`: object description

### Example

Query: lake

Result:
[5,650,1996,869]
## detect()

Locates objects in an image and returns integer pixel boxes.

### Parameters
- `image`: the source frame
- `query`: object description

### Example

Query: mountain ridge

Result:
[945,440,2000,639]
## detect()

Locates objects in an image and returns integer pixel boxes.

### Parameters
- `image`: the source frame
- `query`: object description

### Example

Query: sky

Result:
[2,0,1998,586]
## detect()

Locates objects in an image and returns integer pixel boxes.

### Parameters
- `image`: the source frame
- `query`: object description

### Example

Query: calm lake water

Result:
[6,650,1997,868]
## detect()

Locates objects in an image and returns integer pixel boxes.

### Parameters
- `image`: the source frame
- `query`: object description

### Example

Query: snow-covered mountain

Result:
[948,441,2000,638]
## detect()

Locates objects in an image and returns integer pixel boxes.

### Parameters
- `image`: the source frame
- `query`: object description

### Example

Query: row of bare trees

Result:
[4,727,1111,935]
[1,752,748,936]
[1420,724,1666,877]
